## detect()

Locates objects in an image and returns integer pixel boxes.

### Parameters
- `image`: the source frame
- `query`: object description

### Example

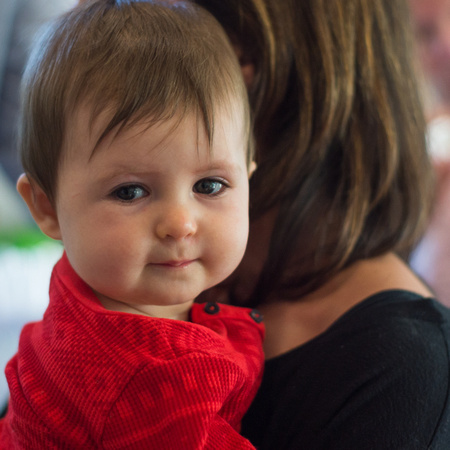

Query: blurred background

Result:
[0,0,75,410]
[409,0,450,161]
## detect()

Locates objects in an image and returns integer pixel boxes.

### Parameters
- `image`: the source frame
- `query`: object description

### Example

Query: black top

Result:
[242,291,450,449]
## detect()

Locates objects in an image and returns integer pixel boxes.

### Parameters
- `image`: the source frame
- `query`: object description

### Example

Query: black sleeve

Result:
[243,298,450,450]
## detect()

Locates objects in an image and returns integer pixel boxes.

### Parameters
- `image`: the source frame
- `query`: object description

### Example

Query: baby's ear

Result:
[17,174,61,240]
[248,161,257,178]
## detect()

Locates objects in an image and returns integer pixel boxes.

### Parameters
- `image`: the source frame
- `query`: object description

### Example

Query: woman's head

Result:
[193,0,434,305]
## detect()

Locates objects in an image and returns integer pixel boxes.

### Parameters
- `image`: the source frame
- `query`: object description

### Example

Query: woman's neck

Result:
[259,252,433,359]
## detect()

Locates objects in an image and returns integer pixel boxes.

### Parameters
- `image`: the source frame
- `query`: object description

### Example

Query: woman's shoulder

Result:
[271,289,450,384]
[269,289,449,377]
[334,288,450,335]
[244,291,450,449]
[329,290,449,373]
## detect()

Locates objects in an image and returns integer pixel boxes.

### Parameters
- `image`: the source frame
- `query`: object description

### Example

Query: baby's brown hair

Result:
[20,0,252,204]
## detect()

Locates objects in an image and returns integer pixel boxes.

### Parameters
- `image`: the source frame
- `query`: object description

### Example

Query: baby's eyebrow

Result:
[93,165,151,182]
[199,159,245,174]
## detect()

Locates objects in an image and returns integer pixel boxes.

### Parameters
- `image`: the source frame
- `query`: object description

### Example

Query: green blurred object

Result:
[0,227,56,248]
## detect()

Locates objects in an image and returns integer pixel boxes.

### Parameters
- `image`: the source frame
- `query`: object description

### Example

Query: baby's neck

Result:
[98,296,193,321]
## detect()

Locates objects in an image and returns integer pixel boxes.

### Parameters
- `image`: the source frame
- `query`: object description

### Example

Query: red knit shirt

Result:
[0,253,264,449]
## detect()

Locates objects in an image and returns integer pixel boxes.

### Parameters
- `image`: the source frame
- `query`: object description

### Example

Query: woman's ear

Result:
[17,174,62,240]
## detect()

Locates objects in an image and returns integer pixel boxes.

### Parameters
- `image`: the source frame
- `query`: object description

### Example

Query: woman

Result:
[192,0,450,448]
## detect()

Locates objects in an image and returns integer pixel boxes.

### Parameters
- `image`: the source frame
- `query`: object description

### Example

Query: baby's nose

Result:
[155,205,197,240]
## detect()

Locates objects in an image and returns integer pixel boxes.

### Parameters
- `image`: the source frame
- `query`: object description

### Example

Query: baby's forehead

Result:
[61,102,251,172]
[67,97,247,151]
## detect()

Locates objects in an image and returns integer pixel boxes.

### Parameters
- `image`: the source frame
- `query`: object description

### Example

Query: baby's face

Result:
[54,104,249,316]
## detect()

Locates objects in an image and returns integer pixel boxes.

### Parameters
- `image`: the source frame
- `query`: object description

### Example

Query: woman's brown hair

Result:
[194,0,434,306]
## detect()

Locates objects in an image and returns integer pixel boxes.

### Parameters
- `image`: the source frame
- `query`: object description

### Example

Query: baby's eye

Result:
[111,185,149,202]
[194,178,227,196]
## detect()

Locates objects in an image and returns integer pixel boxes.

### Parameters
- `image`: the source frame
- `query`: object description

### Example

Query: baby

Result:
[0,1,264,448]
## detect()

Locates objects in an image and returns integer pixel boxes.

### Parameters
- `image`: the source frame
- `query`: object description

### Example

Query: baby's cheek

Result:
[216,222,248,277]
